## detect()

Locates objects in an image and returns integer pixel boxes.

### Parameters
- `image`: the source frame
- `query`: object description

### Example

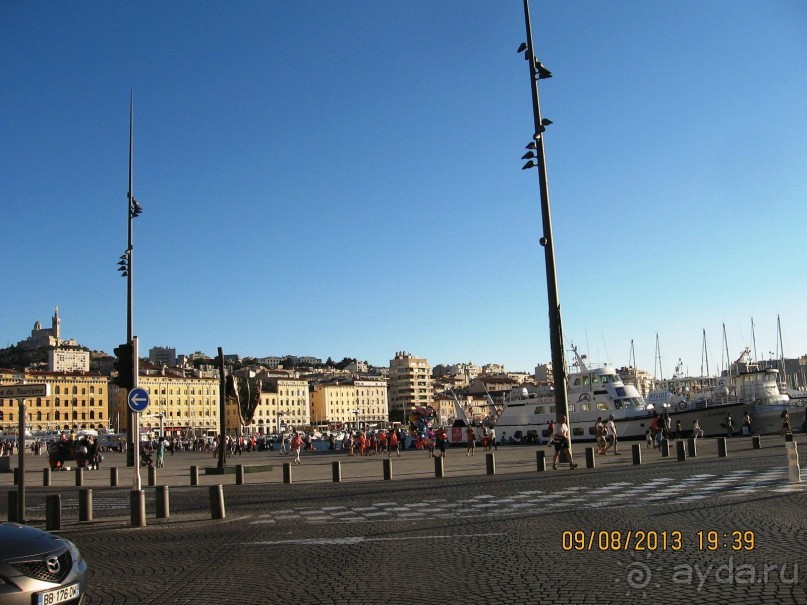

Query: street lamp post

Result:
[518,0,569,422]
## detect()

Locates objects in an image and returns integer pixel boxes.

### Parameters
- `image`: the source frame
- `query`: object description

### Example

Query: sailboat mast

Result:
[723,323,731,377]
[751,317,758,363]
[701,328,710,377]
[654,333,663,381]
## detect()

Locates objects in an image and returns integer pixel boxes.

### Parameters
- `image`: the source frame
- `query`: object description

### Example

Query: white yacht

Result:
[491,348,648,442]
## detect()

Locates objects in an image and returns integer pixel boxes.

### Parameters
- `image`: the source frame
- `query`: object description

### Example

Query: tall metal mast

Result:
[518,0,568,421]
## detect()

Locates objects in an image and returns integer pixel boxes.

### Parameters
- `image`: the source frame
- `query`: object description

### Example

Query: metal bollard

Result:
[752,435,761,449]
[536,450,546,472]
[585,447,595,469]
[110,466,119,487]
[190,465,199,486]
[7,491,19,522]
[283,462,292,484]
[718,437,728,458]
[434,455,444,478]
[332,461,341,482]
[13,467,19,486]
[148,465,157,487]
[45,494,61,531]
[632,443,642,465]
[79,489,93,522]
[486,453,496,475]
[676,440,687,462]
[209,485,225,519]
[661,440,670,458]
[785,432,794,442]
[43,467,51,487]
[130,489,146,527]
[383,458,393,480]
[687,438,698,458]
[236,465,245,485]
[156,485,170,518]
[785,441,800,483]
[75,467,84,486]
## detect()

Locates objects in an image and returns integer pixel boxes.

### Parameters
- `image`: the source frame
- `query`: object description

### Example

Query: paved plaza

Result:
[2,435,806,604]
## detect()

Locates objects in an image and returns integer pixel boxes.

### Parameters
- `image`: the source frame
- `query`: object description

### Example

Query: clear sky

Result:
[2,1,806,378]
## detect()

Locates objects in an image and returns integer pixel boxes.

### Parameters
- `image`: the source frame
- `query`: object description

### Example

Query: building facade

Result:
[388,351,432,418]
[310,377,389,430]
[111,374,220,438]
[0,371,110,433]
[48,349,90,372]
[226,377,310,435]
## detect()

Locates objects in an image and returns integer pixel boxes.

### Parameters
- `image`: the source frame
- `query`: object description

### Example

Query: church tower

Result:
[52,306,61,342]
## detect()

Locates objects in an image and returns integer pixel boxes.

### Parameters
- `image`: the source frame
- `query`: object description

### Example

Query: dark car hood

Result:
[0,523,64,559]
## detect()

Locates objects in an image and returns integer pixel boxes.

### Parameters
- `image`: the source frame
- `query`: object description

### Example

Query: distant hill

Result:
[0,344,101,371]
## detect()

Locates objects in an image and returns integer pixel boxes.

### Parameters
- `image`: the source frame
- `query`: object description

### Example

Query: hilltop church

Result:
[18,306,77,350]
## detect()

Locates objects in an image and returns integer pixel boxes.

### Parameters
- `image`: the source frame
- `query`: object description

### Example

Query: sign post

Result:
[128,384,149,492]
[2,384,51,523]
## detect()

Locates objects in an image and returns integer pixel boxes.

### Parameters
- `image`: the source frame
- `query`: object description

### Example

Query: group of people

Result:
[593,414,620,456]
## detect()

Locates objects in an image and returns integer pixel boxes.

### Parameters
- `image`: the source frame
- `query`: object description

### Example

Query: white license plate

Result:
[37,582,80,605]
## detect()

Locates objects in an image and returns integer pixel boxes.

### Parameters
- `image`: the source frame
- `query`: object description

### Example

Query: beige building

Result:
[111,374,220,438]
[0,371,110,433]
[389,351,432,419]
[310,377,389,430]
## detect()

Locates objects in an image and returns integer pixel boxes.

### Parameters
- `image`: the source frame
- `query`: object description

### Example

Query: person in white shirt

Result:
[604,414,620,455]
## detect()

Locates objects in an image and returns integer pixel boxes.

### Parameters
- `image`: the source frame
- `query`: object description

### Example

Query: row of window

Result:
[0,411,104,422]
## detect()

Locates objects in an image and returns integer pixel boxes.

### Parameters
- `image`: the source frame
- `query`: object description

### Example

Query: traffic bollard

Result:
[7,491,18,522]
[661,440,670,457]
[718,437,728,457]
[190,465,199,486]
[786,441,801,483]
[43,467,51,487]
[156,485,170,518]
[130,489,146,527]
[45,494,61,531]
[632,443,642,465]
[434,456,444,478]
[332,461,341,482]
[585,447,595,469]
[148,465,157,487]
[752,435,761,449]
[486,453,496,475]
[110,466,119,487]
[79,489,93,522]
[236,465,245,485]
[283,462,292,484]
[687,438,698,457]
[209,485,225,519]
[536,450,546,472]
[75,467,84,486]
[383,458,393,480]
[676,440,687,462]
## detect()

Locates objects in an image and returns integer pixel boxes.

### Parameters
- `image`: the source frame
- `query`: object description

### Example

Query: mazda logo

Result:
[46,556,61,574]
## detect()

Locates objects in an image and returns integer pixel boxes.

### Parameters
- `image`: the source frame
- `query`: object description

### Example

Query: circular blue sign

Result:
[128,387,150,412]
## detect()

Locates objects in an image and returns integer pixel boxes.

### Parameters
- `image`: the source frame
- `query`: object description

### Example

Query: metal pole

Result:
[126,92,136,467]
[16,398,26,523]
[521,0,568,421]
[217,348,227,470]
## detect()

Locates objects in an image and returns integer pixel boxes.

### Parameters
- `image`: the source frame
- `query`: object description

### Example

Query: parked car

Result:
[0,522,88,604]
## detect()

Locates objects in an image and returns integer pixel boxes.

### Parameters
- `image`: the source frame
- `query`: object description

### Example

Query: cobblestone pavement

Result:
[2,436,806,605]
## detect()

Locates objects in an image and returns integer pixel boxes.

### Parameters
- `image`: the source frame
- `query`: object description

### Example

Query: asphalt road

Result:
[2,436,806,605]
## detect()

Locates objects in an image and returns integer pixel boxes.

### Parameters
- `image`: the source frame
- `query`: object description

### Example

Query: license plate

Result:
[37,582,80,605]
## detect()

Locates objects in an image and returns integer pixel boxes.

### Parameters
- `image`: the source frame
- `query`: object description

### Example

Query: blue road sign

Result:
[128,387,150,412]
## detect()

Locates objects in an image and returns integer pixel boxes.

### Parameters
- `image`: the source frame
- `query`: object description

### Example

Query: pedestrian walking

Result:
[465,426,476,456]
[290,432,302,464]
[551,414,578,471]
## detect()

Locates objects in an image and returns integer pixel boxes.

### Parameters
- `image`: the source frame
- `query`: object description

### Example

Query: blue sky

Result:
[2,1,806,377]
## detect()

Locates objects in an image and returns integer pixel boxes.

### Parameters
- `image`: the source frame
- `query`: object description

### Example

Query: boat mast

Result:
[751,316,758,363]
[776,314,788,388]
[722,323,731,377]
[654,333,663,381]
[701,328,710,377]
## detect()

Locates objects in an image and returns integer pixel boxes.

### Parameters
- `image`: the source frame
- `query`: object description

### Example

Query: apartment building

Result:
[388,351,432,418]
